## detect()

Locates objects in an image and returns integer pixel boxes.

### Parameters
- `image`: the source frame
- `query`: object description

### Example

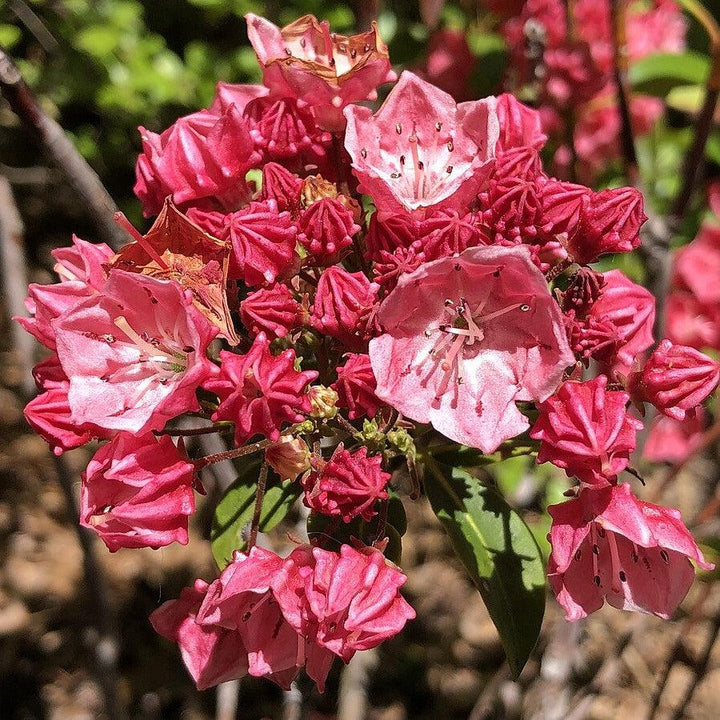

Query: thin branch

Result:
[247,461,269,550]
[668,608,720,720]
[7,0,60,54]
[337,648,378,720]
[0,45,126,250]
[610,0,639,182]
[0,176,36,397]
[215,680,240,720]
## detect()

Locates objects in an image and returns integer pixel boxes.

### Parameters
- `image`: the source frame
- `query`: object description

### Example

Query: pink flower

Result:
[344,72,499,217]
[302,446,390,522]
[190,200,298,287]
[547,483,712,621]
[53,271,217,434]
[588,270,656,375]
[195,547,330,690]
[643,406,707,464]
[246,14,395,132]
[24,382,110,455]
[80,432,196,551]
[332,353,382,420]
[205,333,317,444]
[134,107,259,217]
[16,235,112,350]
[530,376,643,485]
[150,579,251,690]
[543,41,608,110]
[629,339,720,420]
[272,544,415,663]
[369,245,574,453]
[495,94,548,152]
[626,0,686,62]
[298,197,361,266]
[240,284,301,339]
[312,266,379,351]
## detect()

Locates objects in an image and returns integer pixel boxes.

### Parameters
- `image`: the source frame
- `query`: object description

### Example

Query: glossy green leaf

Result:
[211,460,302,569]
[629,52,709,97]
[423,461,546,678]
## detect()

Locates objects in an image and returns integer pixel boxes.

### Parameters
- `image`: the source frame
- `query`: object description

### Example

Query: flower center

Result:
[420,293,532,399]
[114,315,188,378]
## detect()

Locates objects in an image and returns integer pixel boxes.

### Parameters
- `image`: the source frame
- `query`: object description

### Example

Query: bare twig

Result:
[0,176,36,397]
[646,582,712,720]
[468,662,511,720]
[52,453,128,720]
[282,683,303,720]
[216,680,240,720]
[610,0,639,182]
[0,45,126,250]
[669,606,720,720]
[247,461,269,550]
[337,648,379,720]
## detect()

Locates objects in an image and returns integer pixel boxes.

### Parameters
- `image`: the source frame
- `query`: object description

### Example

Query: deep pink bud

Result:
[272,544,415,663]
[240,285,301,339]
[204,333,318,444]
[589,270,655,375]
[133,107,259,217]
[80,432,196,551]
[419,209,486,260]
[569,187,646,265]
[194,200,298,287]
[260,162,303,215]
[302,445,390,522]
[531,376,643,485]
[24,381,110,455]
[244,96,331,164]
[561,268,607,317]
[312,266,379,350]
[629,339,720,420]
[298,197,361,266]
[365,212,420,262]
[372,245,426,292]
[332,353,382,420]
[548,483,712,621]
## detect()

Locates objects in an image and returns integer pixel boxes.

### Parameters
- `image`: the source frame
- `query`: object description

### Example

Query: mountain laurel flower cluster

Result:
[17,9,717,693]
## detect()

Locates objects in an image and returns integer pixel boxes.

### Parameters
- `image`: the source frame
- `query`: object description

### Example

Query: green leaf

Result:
[211,460,302,569]
[666,84,705,114]
[629,52,709,97]
[423,461,546,678]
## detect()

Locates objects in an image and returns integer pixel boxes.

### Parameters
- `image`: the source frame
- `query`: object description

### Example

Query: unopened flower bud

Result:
[265,436,311,481]
[309,385,339,419]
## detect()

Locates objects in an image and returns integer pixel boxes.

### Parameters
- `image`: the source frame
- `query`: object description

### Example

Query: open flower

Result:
[246,13,395,131]
[548,483,712,621]
[53,271,217,435]
[344,72,499,217]
[369,245,574,453]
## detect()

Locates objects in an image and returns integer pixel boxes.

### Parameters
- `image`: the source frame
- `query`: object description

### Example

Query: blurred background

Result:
[3,1,720,718]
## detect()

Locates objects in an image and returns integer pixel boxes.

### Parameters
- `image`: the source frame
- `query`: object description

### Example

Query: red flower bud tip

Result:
[629,339,720,420]
[240,284,301,339]
[298,197,361,266]
[204,333,318,444]
[332,353,382,420]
